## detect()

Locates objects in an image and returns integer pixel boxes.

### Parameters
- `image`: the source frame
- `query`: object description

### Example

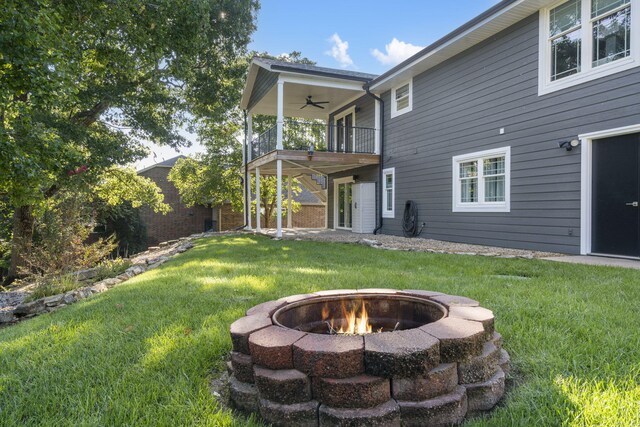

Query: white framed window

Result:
[390,79,412,118]
[452,147,511,212]
[382,167,395,218]
[539,0,639,95]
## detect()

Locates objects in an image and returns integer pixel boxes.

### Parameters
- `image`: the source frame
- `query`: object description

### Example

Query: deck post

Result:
[247,173,253,230]
[255,167,261,233]
[276,80,284,150]
[287,175,293,229]
[247,112,253,161]
[276,160,283,238]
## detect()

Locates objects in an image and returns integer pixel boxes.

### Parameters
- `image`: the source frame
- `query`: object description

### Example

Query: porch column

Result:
[247,172,252,230]
[276,160,283,238]
[287,175,293,229]
[255,167,261,233]
[374,99,381,154]
[276,80,284,150]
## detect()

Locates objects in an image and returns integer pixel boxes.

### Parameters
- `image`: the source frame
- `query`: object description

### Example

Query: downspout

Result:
[364,84,384,235]
[239,109,250,230]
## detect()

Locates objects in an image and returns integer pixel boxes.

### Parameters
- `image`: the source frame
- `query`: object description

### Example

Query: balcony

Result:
[250,121,377,159]
[246,121,380,177]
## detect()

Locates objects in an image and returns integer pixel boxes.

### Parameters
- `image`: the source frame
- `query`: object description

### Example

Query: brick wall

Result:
[139,167,213,246]
[219,203,326,230]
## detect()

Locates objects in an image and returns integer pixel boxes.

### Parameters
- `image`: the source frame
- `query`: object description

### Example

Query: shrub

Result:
[93,258,132,282]
[26,275,82,301]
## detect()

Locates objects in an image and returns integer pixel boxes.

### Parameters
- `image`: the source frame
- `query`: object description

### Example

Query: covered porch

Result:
[240,58,381,238]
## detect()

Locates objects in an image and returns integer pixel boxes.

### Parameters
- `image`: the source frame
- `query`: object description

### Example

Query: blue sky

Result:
[136,0,503,168]
[249,0,503,75]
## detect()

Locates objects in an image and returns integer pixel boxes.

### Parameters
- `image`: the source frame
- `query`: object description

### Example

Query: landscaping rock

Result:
[259,398,319,427]
[392,363,458,401]
[397,385,468,427]
[0,310,15,323]
[73,268,98,282]
[364,329,440,378]
[63,292,77,304]
[319,399,401,427]
[254,366,311,404]
[90,283,109,294]
[126,265,146,276]
[293,334,364,379]
[248,326,307,370]
[313,374,390,409]
[13,300,45,316]
[43,294,64,307]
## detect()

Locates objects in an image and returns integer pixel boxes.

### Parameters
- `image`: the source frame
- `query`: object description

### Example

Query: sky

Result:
[134,0,502,169]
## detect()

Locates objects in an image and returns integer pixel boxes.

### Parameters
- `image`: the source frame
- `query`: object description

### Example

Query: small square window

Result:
[391,80,412,118]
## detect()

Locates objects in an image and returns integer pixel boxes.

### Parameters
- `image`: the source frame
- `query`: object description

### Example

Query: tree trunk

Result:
[4,205,34,286]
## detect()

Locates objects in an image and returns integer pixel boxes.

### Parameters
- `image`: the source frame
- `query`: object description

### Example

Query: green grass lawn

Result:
[0,235,639,426]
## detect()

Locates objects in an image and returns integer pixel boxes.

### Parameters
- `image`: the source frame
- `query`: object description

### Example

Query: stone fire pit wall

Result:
[227,289,510,427]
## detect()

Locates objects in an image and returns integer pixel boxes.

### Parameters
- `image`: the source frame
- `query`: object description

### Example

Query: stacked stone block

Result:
[228,289,510,426]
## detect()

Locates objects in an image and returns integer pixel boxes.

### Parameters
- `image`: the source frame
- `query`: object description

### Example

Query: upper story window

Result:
[539,0,638,94]
[382,167,395,218]
[452,147,511,213]
[390,79,412,118]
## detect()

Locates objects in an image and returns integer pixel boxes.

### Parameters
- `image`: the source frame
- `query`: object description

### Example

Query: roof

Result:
[368,0,553,92]
[137,155,186,174]
[253,57,378,82]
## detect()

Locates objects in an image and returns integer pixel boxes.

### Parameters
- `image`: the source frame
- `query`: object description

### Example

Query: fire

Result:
[322,300,373,335]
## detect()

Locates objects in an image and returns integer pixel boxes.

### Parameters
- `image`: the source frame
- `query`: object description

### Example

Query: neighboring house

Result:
[139,156,325,246]
[241,0,640,257]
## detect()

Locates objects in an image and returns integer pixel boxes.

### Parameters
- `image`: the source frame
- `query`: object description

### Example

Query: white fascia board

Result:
[370,0,553,93]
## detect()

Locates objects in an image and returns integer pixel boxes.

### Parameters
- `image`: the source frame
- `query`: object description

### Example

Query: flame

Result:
[324,300,373,335]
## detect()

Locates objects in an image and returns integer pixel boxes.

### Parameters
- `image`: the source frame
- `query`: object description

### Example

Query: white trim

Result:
[452,146,511,213]
[538,0,640,95]
[333,176,355,230]
[579,123,640,254]
[278,75,365,91]
[374,99,381,154]
[382,167,395,218]
[390,79,413,119]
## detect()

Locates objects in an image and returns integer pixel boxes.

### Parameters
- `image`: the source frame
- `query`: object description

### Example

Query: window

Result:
[390,79,412,118]
[539,0,637,94]
[452,147,511,212]
[382,167,395,218]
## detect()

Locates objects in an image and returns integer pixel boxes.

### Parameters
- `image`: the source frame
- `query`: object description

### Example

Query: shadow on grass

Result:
[0,234,638,426]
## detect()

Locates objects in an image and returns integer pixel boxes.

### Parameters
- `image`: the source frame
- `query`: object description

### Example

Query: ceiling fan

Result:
[300,96,329,110]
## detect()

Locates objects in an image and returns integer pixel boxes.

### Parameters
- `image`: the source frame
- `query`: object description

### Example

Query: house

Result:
[241,0,640,257]
[138,156,325,246]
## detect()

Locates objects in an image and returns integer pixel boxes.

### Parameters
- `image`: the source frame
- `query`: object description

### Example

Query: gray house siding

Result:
[248,68,278,111]
[327,166,378,229]
[380,11,640,254]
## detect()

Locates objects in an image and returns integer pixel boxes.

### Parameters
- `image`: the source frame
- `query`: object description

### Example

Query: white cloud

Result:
[371,38,424,66]
[325,33,354,68]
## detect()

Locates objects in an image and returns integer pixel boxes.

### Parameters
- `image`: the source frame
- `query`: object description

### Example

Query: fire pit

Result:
[227,289,510,426]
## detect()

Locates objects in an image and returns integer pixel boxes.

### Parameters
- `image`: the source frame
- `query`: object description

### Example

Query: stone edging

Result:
[0,232,224,326]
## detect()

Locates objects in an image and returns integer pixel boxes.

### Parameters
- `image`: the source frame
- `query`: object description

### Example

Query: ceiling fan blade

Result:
[312,104,325,109]
[315,101,330,104]
[300,104,307,109]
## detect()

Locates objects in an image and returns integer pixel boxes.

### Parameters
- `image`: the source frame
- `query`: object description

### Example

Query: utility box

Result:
[352,182,376,234]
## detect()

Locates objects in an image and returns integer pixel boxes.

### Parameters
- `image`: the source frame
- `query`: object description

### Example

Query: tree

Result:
[0,0,259,283]
[168,51,316,228]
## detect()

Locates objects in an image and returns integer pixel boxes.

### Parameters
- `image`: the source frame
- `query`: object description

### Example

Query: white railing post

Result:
[276,160,283,238]
[255,167,261,233]
[276,80,284,150]
[247,174,252,230]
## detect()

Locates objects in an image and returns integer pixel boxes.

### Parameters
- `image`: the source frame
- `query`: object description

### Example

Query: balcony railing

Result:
[250,121,377,159]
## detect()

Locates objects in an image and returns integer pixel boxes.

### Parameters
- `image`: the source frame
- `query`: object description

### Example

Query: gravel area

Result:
[257,228,561,259]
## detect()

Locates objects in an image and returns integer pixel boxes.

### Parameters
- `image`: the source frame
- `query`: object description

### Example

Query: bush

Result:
[26,275,82,301]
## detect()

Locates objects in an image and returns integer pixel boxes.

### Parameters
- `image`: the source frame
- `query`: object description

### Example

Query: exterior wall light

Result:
[558,139,580,151]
